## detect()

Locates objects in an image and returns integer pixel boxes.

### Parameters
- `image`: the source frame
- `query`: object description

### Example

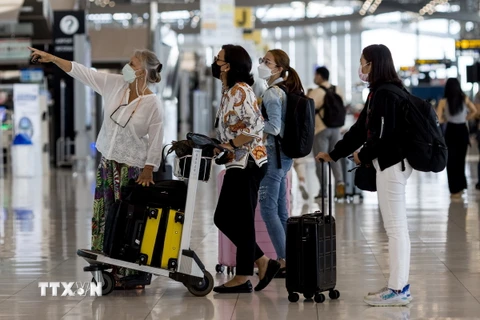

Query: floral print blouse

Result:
[215,82,268,169]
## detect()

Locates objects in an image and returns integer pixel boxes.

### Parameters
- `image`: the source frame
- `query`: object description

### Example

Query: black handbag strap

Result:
[159,144,174,173]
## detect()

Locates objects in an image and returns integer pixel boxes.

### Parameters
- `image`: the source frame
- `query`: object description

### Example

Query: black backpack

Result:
[318,85,346,128]
[261,85,315,163]
[379,84,447,173]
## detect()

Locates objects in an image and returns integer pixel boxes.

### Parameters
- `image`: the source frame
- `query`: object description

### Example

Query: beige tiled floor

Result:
[1,158,480,320]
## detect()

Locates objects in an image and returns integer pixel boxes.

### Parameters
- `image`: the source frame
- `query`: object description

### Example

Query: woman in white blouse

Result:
[29,47,164,288]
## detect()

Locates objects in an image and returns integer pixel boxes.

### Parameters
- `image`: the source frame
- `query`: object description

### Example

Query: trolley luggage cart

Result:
[77,133,222,297]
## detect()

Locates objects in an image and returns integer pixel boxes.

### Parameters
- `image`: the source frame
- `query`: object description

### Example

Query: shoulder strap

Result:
[318,85,335,93]
[276,83,288,94]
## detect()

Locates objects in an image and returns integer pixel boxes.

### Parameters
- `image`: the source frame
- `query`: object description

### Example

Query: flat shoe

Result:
[274,267,286,279]
[213,280,253,294]
[254,259,281,292]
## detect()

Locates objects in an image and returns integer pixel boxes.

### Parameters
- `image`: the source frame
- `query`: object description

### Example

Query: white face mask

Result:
[358,63,370,83]
[258,63,274,80]
[122,64,140,83]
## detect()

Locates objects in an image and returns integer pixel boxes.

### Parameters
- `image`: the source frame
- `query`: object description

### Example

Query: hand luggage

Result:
[103,200,149,262]
[285,161,340,303]
[215,169,292,275]
[139,207,184,269]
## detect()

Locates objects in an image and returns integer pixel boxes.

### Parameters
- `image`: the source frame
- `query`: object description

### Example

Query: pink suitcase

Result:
[215,169,292,275]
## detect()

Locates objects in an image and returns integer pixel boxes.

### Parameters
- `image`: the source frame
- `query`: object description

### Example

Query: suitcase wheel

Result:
[91,271,115,296]
[185,271,214,297]
[215,264,225,273]
[329,289,340,300]
[314,293,325,303]
[288,292,299,303]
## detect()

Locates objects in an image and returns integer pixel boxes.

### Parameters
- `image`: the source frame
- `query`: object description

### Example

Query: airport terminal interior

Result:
[1,0,480,319]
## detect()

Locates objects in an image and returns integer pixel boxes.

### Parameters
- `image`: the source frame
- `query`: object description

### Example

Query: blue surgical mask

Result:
[122,64,140,83]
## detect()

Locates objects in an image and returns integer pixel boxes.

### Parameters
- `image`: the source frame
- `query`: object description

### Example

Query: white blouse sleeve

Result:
[67,62,123,96]
[145,100,164,171]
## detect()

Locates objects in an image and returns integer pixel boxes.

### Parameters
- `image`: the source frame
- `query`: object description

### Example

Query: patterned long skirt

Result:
[92,157,140,276]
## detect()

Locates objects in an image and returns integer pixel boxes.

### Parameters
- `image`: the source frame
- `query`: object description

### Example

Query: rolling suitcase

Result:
[103,180,187,263]
[138,207,184,269]
[103,200,149,262]
[215,169,292,275]
[286,161,340,303]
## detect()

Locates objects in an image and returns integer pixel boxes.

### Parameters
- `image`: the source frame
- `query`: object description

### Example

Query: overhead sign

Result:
[235,7,253,29]
[455,39,480,51]
[53,11,85,57]
[200,0,236,46]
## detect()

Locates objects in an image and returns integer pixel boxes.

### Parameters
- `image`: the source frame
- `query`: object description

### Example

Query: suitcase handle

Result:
[132,220,145,249]
[320,160,332,217]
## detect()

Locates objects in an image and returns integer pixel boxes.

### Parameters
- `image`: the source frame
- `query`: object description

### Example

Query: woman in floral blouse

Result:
[212,44,280,294]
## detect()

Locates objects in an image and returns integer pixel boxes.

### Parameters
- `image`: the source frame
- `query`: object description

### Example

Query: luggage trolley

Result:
[77,133,222,296]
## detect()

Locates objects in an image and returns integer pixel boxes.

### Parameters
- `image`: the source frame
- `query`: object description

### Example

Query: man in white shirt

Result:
[307,67,345,198]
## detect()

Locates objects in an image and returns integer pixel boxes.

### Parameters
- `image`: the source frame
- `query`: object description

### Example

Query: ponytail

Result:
[283,66,304,94]
[268,49,305,94]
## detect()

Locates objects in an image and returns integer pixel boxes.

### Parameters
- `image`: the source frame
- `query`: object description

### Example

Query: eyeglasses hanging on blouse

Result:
[110,89,142,128]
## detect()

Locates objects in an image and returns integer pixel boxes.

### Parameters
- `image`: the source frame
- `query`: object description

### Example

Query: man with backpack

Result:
[308,67,346,198]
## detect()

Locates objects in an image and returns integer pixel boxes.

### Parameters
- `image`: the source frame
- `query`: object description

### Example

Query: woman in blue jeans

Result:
[258,49,306,277]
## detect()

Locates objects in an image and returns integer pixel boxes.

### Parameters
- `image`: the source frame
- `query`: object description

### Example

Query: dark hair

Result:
[222,44,254,88]
[315,66,330,81]
[444,78,466,116]
[362,44,402,88]
[268,49,304,94]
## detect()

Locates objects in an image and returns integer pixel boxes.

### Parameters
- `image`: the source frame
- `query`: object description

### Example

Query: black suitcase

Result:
[286,161,340,303]
[103,200,149,262]
[121,179,187,211]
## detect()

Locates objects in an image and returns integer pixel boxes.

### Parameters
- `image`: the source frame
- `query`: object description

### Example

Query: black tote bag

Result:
[349,164,377,192]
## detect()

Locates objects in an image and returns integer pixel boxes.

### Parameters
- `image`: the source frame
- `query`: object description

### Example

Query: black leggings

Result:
[445,122,469,194]
[214,164,266,275]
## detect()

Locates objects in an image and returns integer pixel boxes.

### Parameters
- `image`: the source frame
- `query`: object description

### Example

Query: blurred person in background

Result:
[436,78,477,199]
[308,67,345,199]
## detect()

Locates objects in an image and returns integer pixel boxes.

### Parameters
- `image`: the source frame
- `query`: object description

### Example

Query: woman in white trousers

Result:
[316,44,413,307]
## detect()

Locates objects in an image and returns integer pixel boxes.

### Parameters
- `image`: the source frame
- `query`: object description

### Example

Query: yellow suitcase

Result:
[139,207,184,269]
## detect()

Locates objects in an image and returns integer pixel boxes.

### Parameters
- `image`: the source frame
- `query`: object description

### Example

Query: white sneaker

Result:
[299,181,309,200]
[368,284,412,302]
[364,288,410,307]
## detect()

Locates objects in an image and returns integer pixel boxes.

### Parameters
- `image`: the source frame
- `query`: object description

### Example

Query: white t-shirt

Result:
[67,62,164,170]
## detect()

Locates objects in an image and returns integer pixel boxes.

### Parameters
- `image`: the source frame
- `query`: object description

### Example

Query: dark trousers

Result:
[214,163,266,275]
[445,122,469,194]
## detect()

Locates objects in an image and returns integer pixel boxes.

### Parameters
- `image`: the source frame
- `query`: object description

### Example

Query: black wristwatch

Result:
[229,139,238,149]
